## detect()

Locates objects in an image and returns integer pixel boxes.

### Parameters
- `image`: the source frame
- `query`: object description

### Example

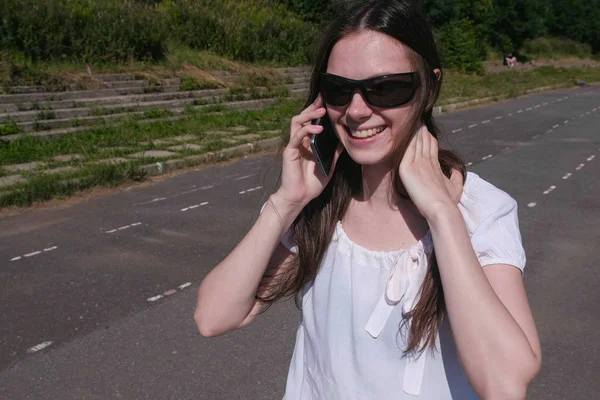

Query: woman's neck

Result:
[359,163,401,210]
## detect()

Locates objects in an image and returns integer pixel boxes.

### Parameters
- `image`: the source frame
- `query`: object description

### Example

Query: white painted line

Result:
[580,114,584,118]
[234,174,256,181]
[189,205,200,210]
[543,186,556,195]
[526,107,532,111]
[588,155,595,161]
[564,120,569,124]
[494,116,503,120]
[517,110,523,113]
[508,113,512,116]
[240,186,263,195]
[27,341,53,354]
[117,226,131,231]
[557,99,563,102]
[468,124,477,128]
[24,251,42,258]
[546,130,553,134]
[452,128,463,133]
[147,295,163,302]
[200,202,209,206]
[534,105,540,108]
[576,164,585,170]
[43,246,58,252]
[10,256,22,261]
[532,135,540,139]
[586,111,591,115]
[553,124,559,128]
[503,147,511,151]
[466,162,473,167]
[200,185,214,190]
[178,282,192,290]
[527,202,537,208]
[482,120,491,124]
[562,173,572,180]
[131,223,142,227]
[542,102,548,106]
[482,154,493,160]
[106,229,117,234]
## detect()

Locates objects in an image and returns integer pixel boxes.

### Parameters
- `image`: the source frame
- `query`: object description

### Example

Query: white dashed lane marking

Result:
[481,155,493,160]
[27,341,53,354]
[494,116,503,120]
[468,124,477,128]
[562,173,572,180]
[181,202,209,212]
[239,186,263,195]
[543,186,556,195]
[10,246,58,262]
[106,222,142,234]
[482,120,491,124]
[527,202,537,208]
[588,155,596,161]
[452,128,463,133]
[147,282,193,302]
[234,174,257,181]
[575,164,585,171]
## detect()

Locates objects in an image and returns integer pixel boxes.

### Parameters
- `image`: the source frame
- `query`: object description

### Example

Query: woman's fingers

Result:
[299,94,324,115]
[288,123,323,149]
[290,107,326,134]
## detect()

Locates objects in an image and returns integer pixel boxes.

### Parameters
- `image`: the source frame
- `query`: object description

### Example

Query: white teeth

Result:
[349,126,386,138]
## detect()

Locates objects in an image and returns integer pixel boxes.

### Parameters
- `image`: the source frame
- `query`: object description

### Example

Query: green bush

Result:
[162,0,318,65]
[437,19,484,74]
[0,0,167,64]
[0,117,23,136]
[520,37,593,60]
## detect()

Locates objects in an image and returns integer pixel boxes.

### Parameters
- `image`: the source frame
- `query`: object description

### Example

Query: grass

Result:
[439,66,600,104]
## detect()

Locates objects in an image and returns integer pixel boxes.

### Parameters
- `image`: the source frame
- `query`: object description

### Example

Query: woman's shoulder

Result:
[458,172,518,230]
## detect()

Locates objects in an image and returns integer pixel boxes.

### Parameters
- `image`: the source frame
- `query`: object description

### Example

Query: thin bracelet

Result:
[267,195,285,228]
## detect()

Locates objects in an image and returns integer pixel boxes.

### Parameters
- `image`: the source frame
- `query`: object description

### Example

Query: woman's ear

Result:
[433,68,442,81]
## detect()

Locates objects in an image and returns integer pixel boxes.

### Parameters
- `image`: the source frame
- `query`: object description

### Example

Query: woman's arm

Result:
[429,208,541,399]
[399,127,541,399]
[194,194,299,337]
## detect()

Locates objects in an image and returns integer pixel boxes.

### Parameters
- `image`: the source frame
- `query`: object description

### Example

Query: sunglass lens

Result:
[320,77,352,106]
[366,75,417,107]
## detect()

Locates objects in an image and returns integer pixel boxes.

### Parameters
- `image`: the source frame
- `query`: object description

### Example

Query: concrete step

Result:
[10,85,308,131]
[0,85,181,105]
[1,97,294,142]
[1,83,309,123]
[0,87,228,113]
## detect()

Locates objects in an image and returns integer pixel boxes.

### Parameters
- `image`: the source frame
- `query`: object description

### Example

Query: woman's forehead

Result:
[327,30,413,79]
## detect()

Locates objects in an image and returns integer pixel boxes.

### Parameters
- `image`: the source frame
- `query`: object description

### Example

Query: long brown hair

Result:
[258,0,466,355]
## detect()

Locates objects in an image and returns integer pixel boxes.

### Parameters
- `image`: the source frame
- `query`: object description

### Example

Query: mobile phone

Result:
[310,115,339,176]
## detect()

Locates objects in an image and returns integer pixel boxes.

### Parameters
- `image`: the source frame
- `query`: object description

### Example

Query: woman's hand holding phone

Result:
[273,95,343,216]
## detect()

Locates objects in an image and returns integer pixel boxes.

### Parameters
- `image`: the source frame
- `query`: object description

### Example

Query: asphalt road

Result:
[1,86,599,399]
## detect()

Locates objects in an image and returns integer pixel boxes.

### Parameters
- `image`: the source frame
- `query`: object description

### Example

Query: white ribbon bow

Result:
[365,237,432,396]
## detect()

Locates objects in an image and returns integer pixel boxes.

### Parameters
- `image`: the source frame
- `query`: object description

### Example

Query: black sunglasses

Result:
[319,72,421,108]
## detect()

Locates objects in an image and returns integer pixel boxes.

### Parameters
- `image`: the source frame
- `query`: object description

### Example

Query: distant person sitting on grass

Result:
[504,52,517,68]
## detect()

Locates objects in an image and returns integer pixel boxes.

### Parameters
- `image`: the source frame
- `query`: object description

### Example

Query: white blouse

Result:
[277,172,526,399]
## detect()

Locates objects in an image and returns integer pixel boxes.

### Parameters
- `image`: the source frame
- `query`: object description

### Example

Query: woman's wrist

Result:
[269,192,304,228]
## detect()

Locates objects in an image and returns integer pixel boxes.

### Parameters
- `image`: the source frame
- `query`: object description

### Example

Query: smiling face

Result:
[325,30,419,167]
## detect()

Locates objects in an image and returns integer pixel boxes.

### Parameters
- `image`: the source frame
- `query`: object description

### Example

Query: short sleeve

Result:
[459,173,526,271]
[470,197,526,270]
[260,202,298,254]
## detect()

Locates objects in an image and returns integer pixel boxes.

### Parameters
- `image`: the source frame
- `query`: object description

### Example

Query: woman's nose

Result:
[346,91,373,121]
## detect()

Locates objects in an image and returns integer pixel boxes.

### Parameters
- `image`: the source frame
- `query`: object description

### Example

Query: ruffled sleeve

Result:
[459,173,526,271]
[260,202,298,254]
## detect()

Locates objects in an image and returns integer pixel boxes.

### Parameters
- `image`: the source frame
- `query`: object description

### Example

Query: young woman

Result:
[195,1,541,398]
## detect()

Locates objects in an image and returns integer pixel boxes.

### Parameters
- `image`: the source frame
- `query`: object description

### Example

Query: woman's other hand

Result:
[399,126,463,222]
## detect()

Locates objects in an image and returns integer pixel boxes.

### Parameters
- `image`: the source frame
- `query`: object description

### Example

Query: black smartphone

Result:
[310,115,339,176]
